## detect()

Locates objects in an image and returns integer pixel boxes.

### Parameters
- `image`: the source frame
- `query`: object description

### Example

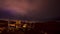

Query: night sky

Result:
[0,0,59,21]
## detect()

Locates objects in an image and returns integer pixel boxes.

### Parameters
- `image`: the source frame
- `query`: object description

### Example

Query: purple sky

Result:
[0,0,59,21]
